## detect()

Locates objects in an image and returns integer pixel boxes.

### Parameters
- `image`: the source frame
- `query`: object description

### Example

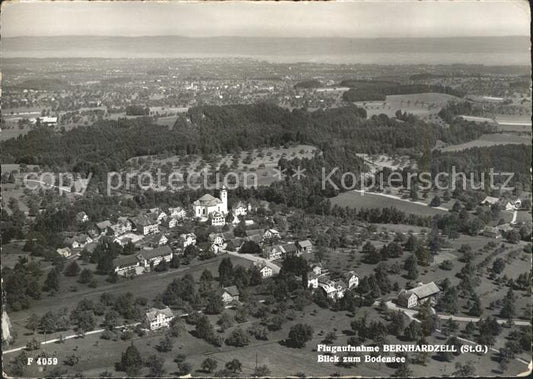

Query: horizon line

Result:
[4,34,530,39]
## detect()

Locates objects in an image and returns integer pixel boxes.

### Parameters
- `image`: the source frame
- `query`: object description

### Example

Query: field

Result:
[331,191,447,217]
[439,133,531,152]
[353,92,460,121]
[516,210,532,223]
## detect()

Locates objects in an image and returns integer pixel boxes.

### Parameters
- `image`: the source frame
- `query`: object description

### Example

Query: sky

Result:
[1,0,530,39]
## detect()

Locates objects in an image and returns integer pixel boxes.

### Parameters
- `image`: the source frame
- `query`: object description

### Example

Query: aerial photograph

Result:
[1,1,531,378]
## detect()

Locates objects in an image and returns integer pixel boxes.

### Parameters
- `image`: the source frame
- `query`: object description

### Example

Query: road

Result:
[2,322,140,355]
[383,301,531,326]
[437,313,530,326]
[352,189,449,212]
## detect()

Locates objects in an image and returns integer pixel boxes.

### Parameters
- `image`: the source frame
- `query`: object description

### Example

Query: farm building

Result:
[397,282,440,309]
[296,240,313,254]
[113,255,143,277]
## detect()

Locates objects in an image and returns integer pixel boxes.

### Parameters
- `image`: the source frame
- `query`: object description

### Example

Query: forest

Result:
[1,102,494,174]
[431,144,532,190]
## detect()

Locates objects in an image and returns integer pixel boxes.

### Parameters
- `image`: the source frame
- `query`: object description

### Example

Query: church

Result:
[193,187,228,220]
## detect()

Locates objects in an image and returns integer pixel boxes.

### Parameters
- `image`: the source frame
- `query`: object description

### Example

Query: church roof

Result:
[194,193,222,207]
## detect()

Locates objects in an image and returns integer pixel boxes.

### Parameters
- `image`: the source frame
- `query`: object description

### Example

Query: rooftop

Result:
[146,306,173,322]
[194,193,222,207]
[223,285,240,297]
[407,282,440,299]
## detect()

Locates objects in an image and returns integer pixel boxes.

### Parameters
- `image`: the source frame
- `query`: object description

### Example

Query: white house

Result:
[193,188,228,220]
[319,280,340,299]
[318,279,347,299]
[264,245,284,260]
[505,200,521,211]
[481,196,500,206]
[208,233,227,254]
[232,201,249,217]
[37,116,58,127]
[180,233,197,248]
[222,286,240,304]
[210,211,226,226]
[110,217,133,236]
[113,232,144,247]
[76,211,89,223]
[263,229,281,241]
[307,273,320,289]
[311,263,323,276]
[162,217,179,229]
[145,307,174,330]
[56,247,72,258]
[64,234,93,249]
[343,271,359,289]
[254,261,273,278]
[168,206,187,220]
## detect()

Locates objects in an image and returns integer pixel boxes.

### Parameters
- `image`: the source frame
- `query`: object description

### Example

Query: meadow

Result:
[439,133,531,152]
[331,191,446,217]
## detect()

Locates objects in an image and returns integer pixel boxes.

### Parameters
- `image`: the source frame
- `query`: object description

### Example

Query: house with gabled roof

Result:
[296,240,313,254]
[139,245,173,268]
[254,261,273,278]
[130,215,159,235]
[281,243,298,255]
[222,286,240,304]
[343,271,359,289]
[263,229,281,241]
[264,245,284,260]
[397,281,440,309]
[110,217,133,236]
[146,307,174,330]
[113,255,143,277]
[318,279,347,299]
[209,233,225,246]
[96,220,112,234]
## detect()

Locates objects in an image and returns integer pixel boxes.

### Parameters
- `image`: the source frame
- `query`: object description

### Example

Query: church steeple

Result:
[219,186,228,214]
